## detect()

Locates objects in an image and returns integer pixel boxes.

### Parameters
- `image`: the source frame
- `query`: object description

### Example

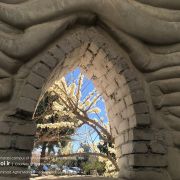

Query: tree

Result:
[82,160,106,175]
[34,71,119,176]
[33,91,78,173]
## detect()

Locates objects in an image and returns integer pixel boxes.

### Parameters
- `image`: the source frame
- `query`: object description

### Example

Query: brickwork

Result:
[0,27,169,180]
[0,0,179,179]
[0,28,170,180]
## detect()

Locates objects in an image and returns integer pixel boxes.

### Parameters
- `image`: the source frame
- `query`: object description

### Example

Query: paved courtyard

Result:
[30,175,115,180]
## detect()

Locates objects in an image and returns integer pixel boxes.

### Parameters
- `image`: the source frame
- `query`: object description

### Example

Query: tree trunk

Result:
[38,142,47,176]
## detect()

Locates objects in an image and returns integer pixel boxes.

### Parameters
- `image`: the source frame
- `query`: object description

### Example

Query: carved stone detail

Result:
[0,1,179,180]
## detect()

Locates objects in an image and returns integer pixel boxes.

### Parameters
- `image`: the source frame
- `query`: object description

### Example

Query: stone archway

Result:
[0,1,179,180]
[0,26,168,180]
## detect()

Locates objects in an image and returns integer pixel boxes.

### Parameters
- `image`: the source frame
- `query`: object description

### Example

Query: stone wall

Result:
[0,26,169,180]
[0,1,179,180]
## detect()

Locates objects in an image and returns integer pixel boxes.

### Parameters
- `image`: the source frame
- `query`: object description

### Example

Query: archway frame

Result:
[0,24,169,180]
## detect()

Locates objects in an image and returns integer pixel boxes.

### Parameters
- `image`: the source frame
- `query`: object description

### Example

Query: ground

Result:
[30,175,114,180]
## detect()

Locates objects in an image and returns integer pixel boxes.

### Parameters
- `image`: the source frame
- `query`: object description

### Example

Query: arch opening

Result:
[26,26,150,180]
[0,26,163,180]
[32,67,119,178]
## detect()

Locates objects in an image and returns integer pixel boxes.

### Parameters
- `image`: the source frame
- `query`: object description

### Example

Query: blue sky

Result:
[65,67,109,152]
[34,67,109,154]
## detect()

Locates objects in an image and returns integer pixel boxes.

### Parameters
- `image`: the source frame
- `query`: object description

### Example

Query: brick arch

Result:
[1,26,168,180]
[20,26,150,126]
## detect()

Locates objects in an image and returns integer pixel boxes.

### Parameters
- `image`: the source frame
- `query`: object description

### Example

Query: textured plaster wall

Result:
[0,1,179,180]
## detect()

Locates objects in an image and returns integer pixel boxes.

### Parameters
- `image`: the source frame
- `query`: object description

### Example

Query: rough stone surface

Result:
[11,122,36,135]
[17,97,37,114]
[27,72,45,89]
[128,129,153,141]
[0,1,179,179]
[128,154,168,167]
[0,135,11,148]
[121,142,148,155]
[15,136,34,150]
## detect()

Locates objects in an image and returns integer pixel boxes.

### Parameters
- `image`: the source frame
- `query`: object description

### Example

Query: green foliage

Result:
[97,141,116,160]
[33,91,76,157]
[33,72,118,177]
[82,160,106,175]
[35,91,56,121]
[34,91,76,143]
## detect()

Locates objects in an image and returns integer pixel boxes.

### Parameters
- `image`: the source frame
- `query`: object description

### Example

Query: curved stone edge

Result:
[0,26,167,180]
[1,0,180,44]
[0,0,28,4]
